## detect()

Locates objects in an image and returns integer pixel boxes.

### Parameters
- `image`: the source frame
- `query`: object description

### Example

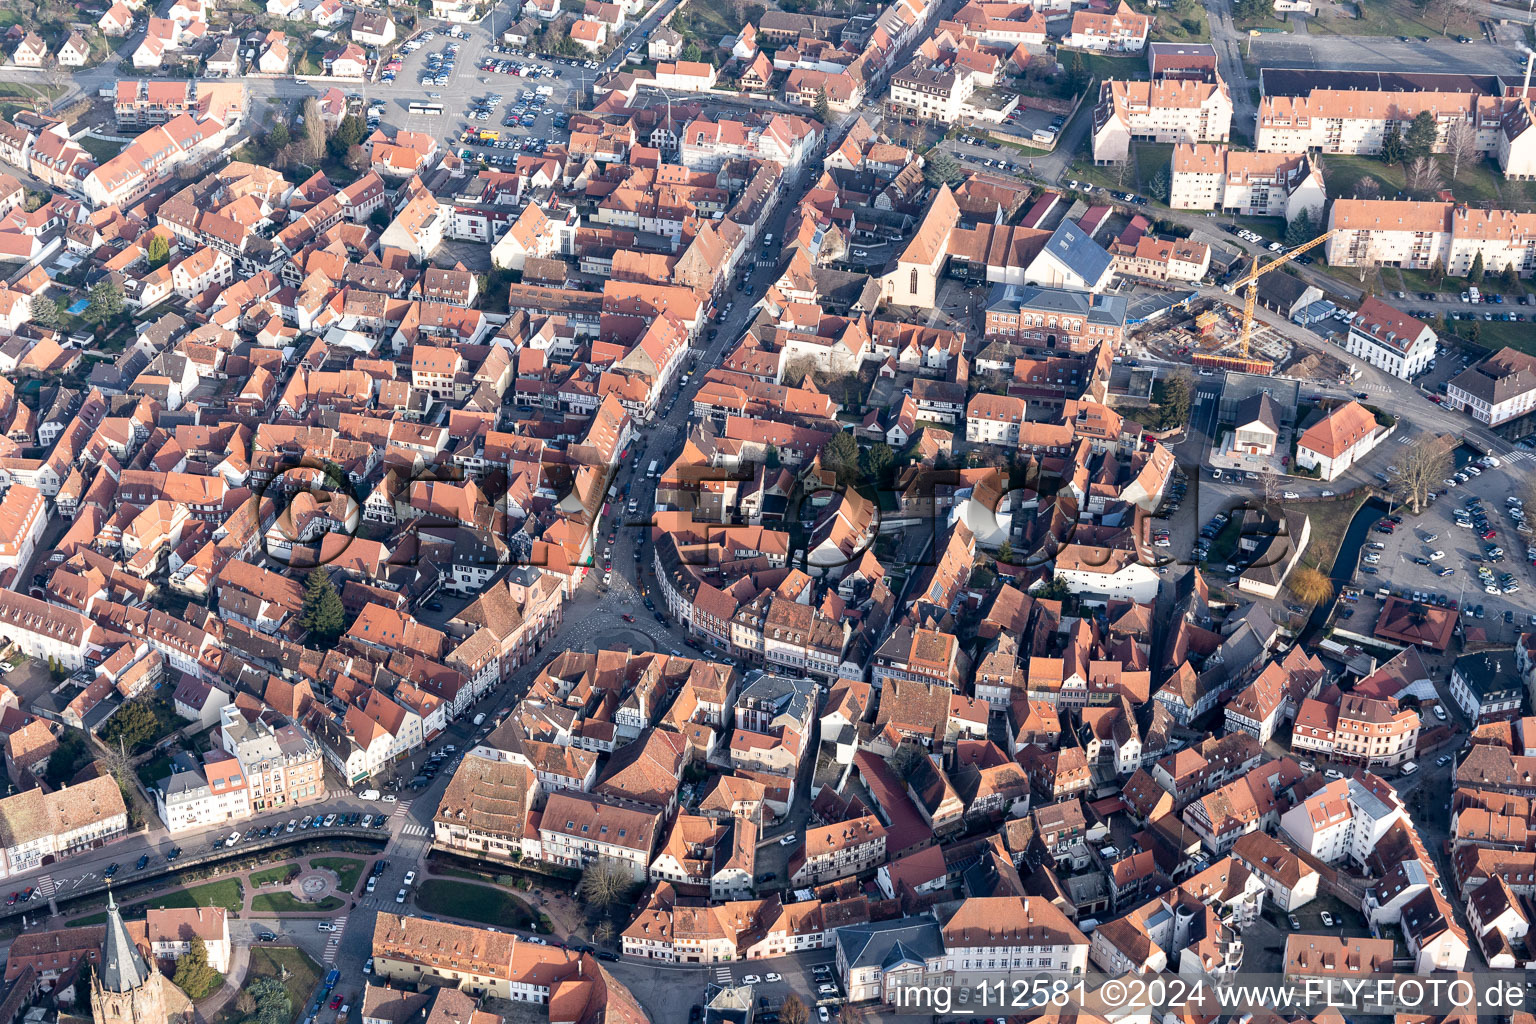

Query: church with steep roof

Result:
[90,889,169,1024]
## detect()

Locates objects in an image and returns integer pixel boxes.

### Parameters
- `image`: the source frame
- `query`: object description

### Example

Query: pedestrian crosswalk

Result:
[711,965,734,985]
[391,800,412,818]
[323,916,348,963]
[1503,449,1536,464]
[400,823,429,837]
[36,874,54,901]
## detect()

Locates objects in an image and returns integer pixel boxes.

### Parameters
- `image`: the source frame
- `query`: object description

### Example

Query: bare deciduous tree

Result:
[780,994,811,1024]
[1426,0,1472,35]
[1261,470,1282,506]
[1444,120,1476,178]
[1390,436,1452,514]
[1405,155,1443,196]
[577,859,633,915]
[888,741,928,777]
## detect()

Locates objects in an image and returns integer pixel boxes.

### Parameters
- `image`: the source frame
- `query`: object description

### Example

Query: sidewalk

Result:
[192,940,250,1024]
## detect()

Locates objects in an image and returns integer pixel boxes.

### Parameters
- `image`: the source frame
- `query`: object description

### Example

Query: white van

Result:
[473,713,486,726]
[1400,761,1419,776]
[359,789,380,801]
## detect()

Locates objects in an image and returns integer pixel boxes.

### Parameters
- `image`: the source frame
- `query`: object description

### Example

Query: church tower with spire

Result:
[90,888,167,1024]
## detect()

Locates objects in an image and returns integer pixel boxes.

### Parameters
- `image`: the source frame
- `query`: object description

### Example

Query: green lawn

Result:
[1150,5,1210,42]
[1233,13,1294,32]
[249,892,346,913]
[671,2,747,51]
[0,80,65,103]
[1323,153,1536,209]
[1307,0,1479,39]
[1445,318,1536,357]
[142,879,243,912]
[1081,52,1146,82]
[249,864,298,887]
[74,879,244,924]
[414,879,533,929]
[212,946,321,1024]
[1068,141,1173,198]
[1296,491,1370,575]
[310,857,366,893]
[77,136,124,163]
[136,753,174,790]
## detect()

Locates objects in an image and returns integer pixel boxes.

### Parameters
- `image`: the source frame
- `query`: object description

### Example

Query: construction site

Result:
[1129,228,1364,385]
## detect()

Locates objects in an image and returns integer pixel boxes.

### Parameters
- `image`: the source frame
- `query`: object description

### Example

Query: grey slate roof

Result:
[1037,220,1112,286]
[834,916,944,971]
[1233,392,1279,435]
[984,283,1127,325]
[1452,648,1522,703]
[101,888,151,993]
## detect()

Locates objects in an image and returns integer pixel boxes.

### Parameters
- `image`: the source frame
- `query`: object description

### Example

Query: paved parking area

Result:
[1250,34,1522,73]
[709,953,842,1016]
[1348,460,1535,641]
[368,23,585,149]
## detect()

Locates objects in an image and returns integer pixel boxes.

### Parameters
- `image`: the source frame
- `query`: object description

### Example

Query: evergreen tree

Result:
[1468,250,1485,285]
[1063,49,1086,90]
[1404,110,1440,161]
[922,149,960,186]
[173,938,220,999]
[1379,126,1406,165]
[822,431,860,482]
[30,297,63,328]
[1501,262,1520,293]
[1283,209,1314,248]
[299,568,346,645]
[1426,258,1445,288]
[86,279,124,322]
[812,88,831,124]
[146,234,170,269]
[102,698,159,752]
[860,441,895,485]
[328,114,368,160]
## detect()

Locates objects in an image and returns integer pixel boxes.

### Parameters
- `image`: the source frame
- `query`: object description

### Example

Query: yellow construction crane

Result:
[1224,229,1337,359]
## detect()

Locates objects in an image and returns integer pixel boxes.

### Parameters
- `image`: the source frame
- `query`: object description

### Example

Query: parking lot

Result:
[364,20,587,149]
[938,137,1029,176]
[1250,33,1522,75]
[713,955,843,1023]
[1347,455,1536,642]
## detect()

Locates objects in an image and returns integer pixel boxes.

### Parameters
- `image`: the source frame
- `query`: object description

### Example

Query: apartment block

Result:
[218,703,325,812]
[1168,144,1325,224]
[1092,76,1231,163]
[1343,298,1437,379]
[1255,77,1536,179]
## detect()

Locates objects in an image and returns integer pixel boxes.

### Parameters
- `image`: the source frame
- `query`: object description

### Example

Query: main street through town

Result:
[0,102,827,1022]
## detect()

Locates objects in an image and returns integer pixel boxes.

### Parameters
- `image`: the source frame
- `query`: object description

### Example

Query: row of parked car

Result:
[219,812,387,849]
[408,744,457,788]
